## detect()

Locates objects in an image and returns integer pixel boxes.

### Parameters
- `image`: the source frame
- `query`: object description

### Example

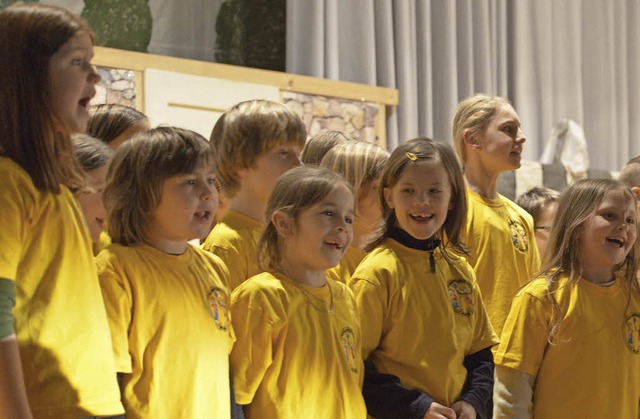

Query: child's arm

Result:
[493,365,534,419]
[362,360,434,419]
[0,278,32,419]
[455,346,494,419]
[0,336,32,419]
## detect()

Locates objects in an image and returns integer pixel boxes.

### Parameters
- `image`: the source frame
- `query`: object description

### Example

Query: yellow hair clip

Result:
[405,152,418,161]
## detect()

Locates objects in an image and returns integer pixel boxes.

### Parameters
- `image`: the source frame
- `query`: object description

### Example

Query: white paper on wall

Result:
[144,68,280,138]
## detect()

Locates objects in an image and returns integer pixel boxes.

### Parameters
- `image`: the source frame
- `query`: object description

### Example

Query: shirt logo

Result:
[340,327,358,374]
[208,287,230,331]
[509,220,529,253]
[625,313,640,354]
[447,279,474,317]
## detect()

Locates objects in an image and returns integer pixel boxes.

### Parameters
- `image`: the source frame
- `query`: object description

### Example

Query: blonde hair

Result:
[72,133,114,172]
[452,94,511,163]
[301,130,356,165]
[105,126,214,246]
[210,99,306,196]
[257,166,353,272]
[366,137,467,255]
[542,178,639,342]
[320,140,389,213]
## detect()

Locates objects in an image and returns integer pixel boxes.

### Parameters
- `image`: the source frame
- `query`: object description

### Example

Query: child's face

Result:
[580,189,637,281]
[534,201,558,258]
[355,176,382,232]
[49,30,100,133]
[241,144,302,202]
[145,164,218,253]
[474,104,525,173]
[384,159,452,240]
[76,164,109,242]
[283,183,354,272]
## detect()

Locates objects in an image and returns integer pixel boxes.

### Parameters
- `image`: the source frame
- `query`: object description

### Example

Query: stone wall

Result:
[93,66,137,107]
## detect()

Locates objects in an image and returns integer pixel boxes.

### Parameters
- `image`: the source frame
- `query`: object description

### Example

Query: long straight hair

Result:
[0,4,93,192]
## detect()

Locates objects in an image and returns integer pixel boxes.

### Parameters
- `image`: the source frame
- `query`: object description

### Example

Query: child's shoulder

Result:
[203,210,263,250]
[516,275,553,300]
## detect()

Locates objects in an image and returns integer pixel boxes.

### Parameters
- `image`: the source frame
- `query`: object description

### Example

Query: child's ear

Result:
[272,210,295,237]
[463,129,481,151]
[631,186,640,202]
[383,187,394,209]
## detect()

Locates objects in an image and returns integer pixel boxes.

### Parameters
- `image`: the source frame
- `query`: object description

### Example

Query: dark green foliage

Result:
[215,0,285,72]
[81,0,152,52]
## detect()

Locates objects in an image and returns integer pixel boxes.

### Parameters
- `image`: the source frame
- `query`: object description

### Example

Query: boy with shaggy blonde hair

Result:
[202,99,306,290]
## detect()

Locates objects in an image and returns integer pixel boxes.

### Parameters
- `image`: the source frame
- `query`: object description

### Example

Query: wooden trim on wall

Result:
[93,47,399,106]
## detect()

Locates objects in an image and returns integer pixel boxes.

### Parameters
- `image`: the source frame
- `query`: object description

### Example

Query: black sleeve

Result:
[230,373,245,419]
[457,346,495,419]
[362,360,433,419]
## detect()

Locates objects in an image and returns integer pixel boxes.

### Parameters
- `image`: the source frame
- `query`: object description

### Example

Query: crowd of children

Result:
[1,3,639,419]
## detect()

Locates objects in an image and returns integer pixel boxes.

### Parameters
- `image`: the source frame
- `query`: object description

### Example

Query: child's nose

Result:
[516,128,526,144]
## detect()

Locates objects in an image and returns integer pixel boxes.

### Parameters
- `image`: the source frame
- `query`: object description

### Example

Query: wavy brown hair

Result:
[105,126,214,246]
[0,3,94,192]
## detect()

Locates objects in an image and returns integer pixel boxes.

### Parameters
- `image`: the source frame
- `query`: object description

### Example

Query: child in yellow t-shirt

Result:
[349,138,498,419]
[320,140,390,283]
[202,99,306,291]
[72,134,114,245]
[494,179,640,419]
[452,94,540,337]
[230,166,367,418]
[97,127,234,418]
[0,4,124,418]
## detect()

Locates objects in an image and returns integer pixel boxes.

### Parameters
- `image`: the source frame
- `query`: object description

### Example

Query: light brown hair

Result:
[210,99,306,196]
[105,126,214,246]
[618,156,640,189]
[0,3,94,192]
[301,130,356,165]
[257,166,353,272]
[452,94,511,164]
[87,103,149,145]
[516,186,561,224]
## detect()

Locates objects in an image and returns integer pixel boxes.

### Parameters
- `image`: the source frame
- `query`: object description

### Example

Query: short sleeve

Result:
[229,289,277,405]
[0,170,30,281]
[494,289,549,376]
[96,255,134,373]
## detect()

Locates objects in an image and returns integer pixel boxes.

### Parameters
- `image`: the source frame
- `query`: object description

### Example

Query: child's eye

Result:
[626,217,636,225]
[402,188,414,194]
[207,177,216,185]
[602,212,616,221]
[186,179,196,185]
[72,57,84,66]
[322,210,334,217]
[345,217,353,225]
[430,188,441,194]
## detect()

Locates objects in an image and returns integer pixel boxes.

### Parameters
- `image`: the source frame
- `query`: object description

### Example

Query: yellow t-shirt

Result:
[93,230,112,256]
[495,275,640,418]
[96,243,234,419]
[0,157,123,418]
[202,209,264,291]
[459,189,540,335]
[230,271,367,419]
[349,238,498,406]
[327,246,367,283]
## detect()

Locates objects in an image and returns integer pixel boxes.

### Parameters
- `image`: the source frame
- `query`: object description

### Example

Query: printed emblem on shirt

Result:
[447,279,474,317]
[208,287,230,331]
[340,327,359,373]
[624,313,640,354]
[508,219,529,253]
